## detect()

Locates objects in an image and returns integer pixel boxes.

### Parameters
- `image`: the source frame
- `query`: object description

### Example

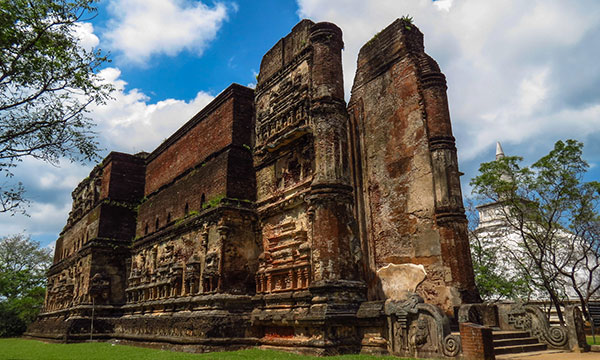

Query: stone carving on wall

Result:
[564,305,591,352]
[384,293,461,358]
[44,266,84,311]
[66,171,102,227]
[503,302,568,348]
[255,61,311,152]
[274,140,314,191]
[89,272,110,302]
[125,219,239,303]
[256,219,310,294]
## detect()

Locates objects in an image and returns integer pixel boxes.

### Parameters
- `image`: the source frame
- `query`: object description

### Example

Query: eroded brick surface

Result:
[348,19,479,313]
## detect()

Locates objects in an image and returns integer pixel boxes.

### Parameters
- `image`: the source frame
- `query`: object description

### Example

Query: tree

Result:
[470,140,600,324]
[466,199,533,302]
[0,0,112,214]
[0,234,52,336]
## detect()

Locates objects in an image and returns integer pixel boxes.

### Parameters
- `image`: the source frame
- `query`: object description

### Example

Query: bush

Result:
[0,302,27,337]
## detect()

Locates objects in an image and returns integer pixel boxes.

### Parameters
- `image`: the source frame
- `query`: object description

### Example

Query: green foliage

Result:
[202,194,225,209]
[0,302,26,337]
[470,140,600,321]
[400,15,413,30]
[470,235,532,300]
[0,234,52,336]
[0,338,408,359]
[174,210,201,226]
[466,199,532,301]
[0,0,113,214]
[103,199,136,211]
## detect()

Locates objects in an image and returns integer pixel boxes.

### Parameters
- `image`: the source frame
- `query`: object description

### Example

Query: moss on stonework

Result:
[203,194,225,209]
[174,211,200,226]
[103,199,136,211]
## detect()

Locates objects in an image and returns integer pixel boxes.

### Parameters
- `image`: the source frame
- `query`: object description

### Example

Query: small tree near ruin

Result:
[0,234,52,336]
[470,139,600,324]
[466,198,533,301]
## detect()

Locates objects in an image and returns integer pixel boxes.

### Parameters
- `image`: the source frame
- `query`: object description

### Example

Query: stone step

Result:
[495,349,567,360]
[492,330,531,340]
[493,336,540,347]
[494,343,548,355]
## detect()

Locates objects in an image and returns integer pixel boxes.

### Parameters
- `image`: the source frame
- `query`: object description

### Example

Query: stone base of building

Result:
[26,292,462,357]
[26,297,592,358]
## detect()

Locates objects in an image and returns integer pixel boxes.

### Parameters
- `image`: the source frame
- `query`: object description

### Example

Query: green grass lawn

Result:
[588,335,600,345]
[0,339,408,360]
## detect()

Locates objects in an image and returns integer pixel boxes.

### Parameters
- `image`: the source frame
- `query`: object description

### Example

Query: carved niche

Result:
[255,61,311,153]
[256,219,310,294]
[384,293,461,358]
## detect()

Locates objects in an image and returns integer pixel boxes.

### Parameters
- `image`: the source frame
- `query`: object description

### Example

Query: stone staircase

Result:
[493,330,548,355]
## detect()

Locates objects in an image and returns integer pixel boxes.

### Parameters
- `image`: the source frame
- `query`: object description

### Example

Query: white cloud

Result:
[91,67,215,153]
[104,0,229,64]
[0,194,73,239]
[0,158,92,242]
[433,0,453,12]
[0,66,216,243]
[296,0,600,164]
[72,22,100,51]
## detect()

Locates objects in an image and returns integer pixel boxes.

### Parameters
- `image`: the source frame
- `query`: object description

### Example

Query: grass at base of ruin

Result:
[0,339,412,360]
[589,336,600,345]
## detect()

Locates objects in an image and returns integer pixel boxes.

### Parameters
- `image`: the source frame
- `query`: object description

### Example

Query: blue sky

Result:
[2,0,600,248]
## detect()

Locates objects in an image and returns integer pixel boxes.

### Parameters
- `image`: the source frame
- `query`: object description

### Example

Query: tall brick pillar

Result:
[419,53,479,303]
[308,23,361,285]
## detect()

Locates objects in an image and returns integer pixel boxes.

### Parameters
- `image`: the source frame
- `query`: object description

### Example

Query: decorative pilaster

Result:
[307,22,361,285]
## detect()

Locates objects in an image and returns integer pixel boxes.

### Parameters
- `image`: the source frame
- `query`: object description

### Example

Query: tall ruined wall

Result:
[252,20,365,354]
[348,19,478,313]
[254,20,362,293]
[46,152,145,312]
[54,152,145,263]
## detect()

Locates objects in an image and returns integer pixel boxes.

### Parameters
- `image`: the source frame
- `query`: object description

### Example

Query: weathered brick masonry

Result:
[28,19,483,358]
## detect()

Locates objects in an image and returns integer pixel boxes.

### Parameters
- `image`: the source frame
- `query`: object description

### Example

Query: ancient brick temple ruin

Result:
[29,19,584,358]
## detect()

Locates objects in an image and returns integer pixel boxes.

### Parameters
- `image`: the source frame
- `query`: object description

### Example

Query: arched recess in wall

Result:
[201,194,206,208]
[155,218,159,231]
[184,202,189,215]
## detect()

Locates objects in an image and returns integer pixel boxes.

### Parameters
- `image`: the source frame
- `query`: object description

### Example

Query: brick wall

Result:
[347,19,478,310]
[459,322,495,360]
[144,84,254,196]
[103,152,146,202]
[226,147,255,200]
[135,152,229,238]
[137,84,254,238]
[54,206,101,263]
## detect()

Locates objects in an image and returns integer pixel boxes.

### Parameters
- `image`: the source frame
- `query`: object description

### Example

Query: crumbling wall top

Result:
[352,19,428,95]
[258,19,314,85]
